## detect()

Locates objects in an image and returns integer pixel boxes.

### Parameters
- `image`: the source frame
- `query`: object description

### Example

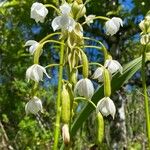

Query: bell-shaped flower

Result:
[52,2,75,32]
[104,59,123,74]
[85,15,95,26]
[92,67,104,82]
[25,40,40,55]
[96,97,116,119]
[74,78,94,99]
[25,96,43,115]
[31,2,48,23]
[26,64,50,82]
[105,17,123,36]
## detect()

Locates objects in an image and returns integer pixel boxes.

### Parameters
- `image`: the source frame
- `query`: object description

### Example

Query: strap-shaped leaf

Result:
[71,56,142,136]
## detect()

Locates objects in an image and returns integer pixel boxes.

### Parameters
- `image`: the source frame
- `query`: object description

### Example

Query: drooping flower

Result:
[52,2,75,32]
[92,67,104,82]
[25,40,40,55]
[96,97,116,119]
[85,15,95,26]
[25,96,43,115]
[74,78,94,99]
[26,64,50,82]
[62,124,70,145]
[104,59,123,74]
[31,2,48,23]
[105,17,123,36]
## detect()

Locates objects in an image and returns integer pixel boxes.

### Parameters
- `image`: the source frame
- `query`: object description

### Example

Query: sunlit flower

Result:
[31,2,48,23]
[25,40,40,55]
[105,17,123,36]
[104,59,123,74]
[52,2,75,32]
[140,33,150,45]
[62,124,70,145]
[92,67,104,82]
[96,97,116,119]
[26,64,50,82]
[74,78,94,99]
[25,96,43,115]
[85,15,95,26]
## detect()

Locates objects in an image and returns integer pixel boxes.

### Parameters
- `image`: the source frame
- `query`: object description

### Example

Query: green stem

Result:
[53,40,65,150]
[40,32,61,43]
[44,4,60,14]
[84,45,108,61]
[74,97,96,108]
[141,45,150,148]
[83,37,108,60]
[82,16,110,25]
[75,62,103,69]
[45,64,60,69]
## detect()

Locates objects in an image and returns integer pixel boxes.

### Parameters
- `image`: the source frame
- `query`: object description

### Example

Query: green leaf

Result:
[70,56,142,136]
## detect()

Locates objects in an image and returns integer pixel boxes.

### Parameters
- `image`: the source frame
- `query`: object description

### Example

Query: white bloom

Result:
[74,78,94,99]
[105,17,123,36]
[85,15,95,26]
[104,59,123,74]
[52,2,75,32]
[26,64,50,82]
[31,2,48,23]
[25,40,39,55]
[92,67,104,82]
[62,124,70,144]
[25,96,43,115]
[96,97,116,119]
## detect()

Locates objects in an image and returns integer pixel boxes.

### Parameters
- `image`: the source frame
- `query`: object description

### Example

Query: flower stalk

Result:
[53,40,65,150]
[141,45,150,148]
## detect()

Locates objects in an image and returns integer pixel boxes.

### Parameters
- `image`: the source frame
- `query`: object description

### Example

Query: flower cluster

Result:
[24,0,124,146]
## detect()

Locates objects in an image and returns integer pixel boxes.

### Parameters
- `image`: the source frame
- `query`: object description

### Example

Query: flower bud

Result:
[70,68,78,84]
[103,68,111,97]
[62,124,70,145]
[61,85,70,124]
[96,112,104,145]
[81,51,89,78]
[71,1,86,19]
[140,34,150,45]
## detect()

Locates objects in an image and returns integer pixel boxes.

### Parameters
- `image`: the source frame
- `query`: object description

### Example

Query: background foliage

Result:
[0,0,150,149]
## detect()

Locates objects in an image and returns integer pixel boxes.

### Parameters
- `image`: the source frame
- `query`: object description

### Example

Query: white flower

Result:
[96,97,116,119]
[74,78,94,99]
[25,40,39,55]
[62,124,70,145]
[105,17,123,36]
[104,59,123,74]
[85,15,95,26]
[26,64,50,82]
[25,96,43,115]
[52,2,75,32]
[31,2,48,23]
[92,67,104,82]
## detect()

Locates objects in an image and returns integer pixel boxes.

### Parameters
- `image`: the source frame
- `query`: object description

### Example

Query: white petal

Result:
[92,67,104,81]
[60,2,71,14]
[96,97,116,119]
[112,17,123,27]
[68,17,76,32]
[106,97,116,119]
[51,16,62,31]
[25,40,38,46]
